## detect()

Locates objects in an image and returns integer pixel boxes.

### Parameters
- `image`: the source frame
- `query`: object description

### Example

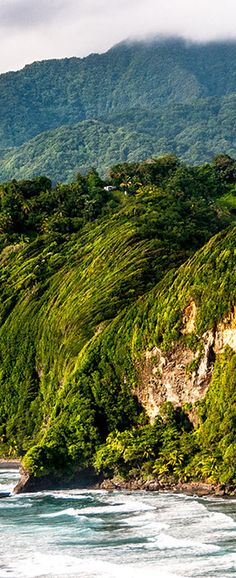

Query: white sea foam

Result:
[40,507,84,518]
[53,488,108,498]
[171,551,236,577]
[125,513,168,532]
[8,552,183,578]
[40,499,154,519]
[1,471,236,578]
[0,470,20,493]
[53,492,93,500]
[81,497,155,514]
[0,502,33,509]
[145,532,221,552]
[206,510,236,527]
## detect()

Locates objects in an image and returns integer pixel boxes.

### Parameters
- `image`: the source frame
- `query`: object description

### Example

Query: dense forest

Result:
[0,38,236,181]
[0,153,236,489]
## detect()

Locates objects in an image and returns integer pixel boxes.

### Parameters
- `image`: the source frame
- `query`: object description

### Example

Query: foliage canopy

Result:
[0,154,236,485]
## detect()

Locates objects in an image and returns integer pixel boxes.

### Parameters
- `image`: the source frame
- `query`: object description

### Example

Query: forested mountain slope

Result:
[0,38,236,181]
[0,155,236,489]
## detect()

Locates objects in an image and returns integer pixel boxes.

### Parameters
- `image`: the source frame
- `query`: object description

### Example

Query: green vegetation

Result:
[1,38,236,181]
[0,154,236,486]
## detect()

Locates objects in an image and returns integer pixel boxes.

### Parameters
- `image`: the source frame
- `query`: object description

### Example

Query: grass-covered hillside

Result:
[0,38,236,181]
[0,155,236,487]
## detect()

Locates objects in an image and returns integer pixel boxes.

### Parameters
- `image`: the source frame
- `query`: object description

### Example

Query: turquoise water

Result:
[0,467,236,578]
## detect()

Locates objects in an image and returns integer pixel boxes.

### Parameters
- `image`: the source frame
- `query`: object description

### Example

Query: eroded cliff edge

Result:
[135,303,236,421]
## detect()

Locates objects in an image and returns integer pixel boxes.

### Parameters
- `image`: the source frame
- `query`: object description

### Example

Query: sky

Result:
[0,0,236,73]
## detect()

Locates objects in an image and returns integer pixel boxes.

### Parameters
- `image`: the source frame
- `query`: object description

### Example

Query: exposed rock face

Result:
[14,468,31,493]
[182,300,197,334]
[215,305,236,353]
[99,477,236,496]
[14,467,102,494]
[135,344,210,421]
[135,303,236,421]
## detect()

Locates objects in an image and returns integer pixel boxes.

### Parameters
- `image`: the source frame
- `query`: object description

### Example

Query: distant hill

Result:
[0,120,158,182]
[0,38,236,181]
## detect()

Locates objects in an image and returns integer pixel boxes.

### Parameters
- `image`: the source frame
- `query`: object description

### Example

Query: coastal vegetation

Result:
[0,154,236,487]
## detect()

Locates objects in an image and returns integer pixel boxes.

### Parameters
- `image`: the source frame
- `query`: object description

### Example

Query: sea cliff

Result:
[0,156,236,490]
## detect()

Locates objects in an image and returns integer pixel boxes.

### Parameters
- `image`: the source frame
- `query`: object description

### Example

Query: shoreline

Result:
[98,478,236,498]
[11,468,236,497]
[0,459,21,470]
[1,460,235,497]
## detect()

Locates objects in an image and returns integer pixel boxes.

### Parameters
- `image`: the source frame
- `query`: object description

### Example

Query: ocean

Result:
[0,466,235,578]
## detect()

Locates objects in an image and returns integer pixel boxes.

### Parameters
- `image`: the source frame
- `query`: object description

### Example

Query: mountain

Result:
[0,155,236,490]
[0,120,158,183]
[0,38,236,181]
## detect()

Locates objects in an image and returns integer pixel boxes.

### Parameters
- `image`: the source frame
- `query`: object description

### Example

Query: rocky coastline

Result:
[8,462,236,497]
[99,477,236,497]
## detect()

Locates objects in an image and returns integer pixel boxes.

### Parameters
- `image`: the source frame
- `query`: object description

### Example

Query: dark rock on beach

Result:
[13,467,103,494]
[99,478,236,497]
[12,463,236,497]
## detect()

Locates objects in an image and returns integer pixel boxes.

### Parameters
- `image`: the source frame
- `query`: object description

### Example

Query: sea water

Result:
[0,467,236,578]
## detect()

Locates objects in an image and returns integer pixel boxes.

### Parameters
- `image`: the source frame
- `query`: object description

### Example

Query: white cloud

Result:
[0,0,65,29]
[0,0,235,73]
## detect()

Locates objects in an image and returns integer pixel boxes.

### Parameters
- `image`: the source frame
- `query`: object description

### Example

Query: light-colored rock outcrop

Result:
[135,302,236,421]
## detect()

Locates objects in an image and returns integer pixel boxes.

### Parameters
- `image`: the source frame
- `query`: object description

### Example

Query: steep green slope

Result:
[93,226,236,485]
[0,157,235,487]
[0,38,236,181]
[0,182,217,447]
[3,223,235,487]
